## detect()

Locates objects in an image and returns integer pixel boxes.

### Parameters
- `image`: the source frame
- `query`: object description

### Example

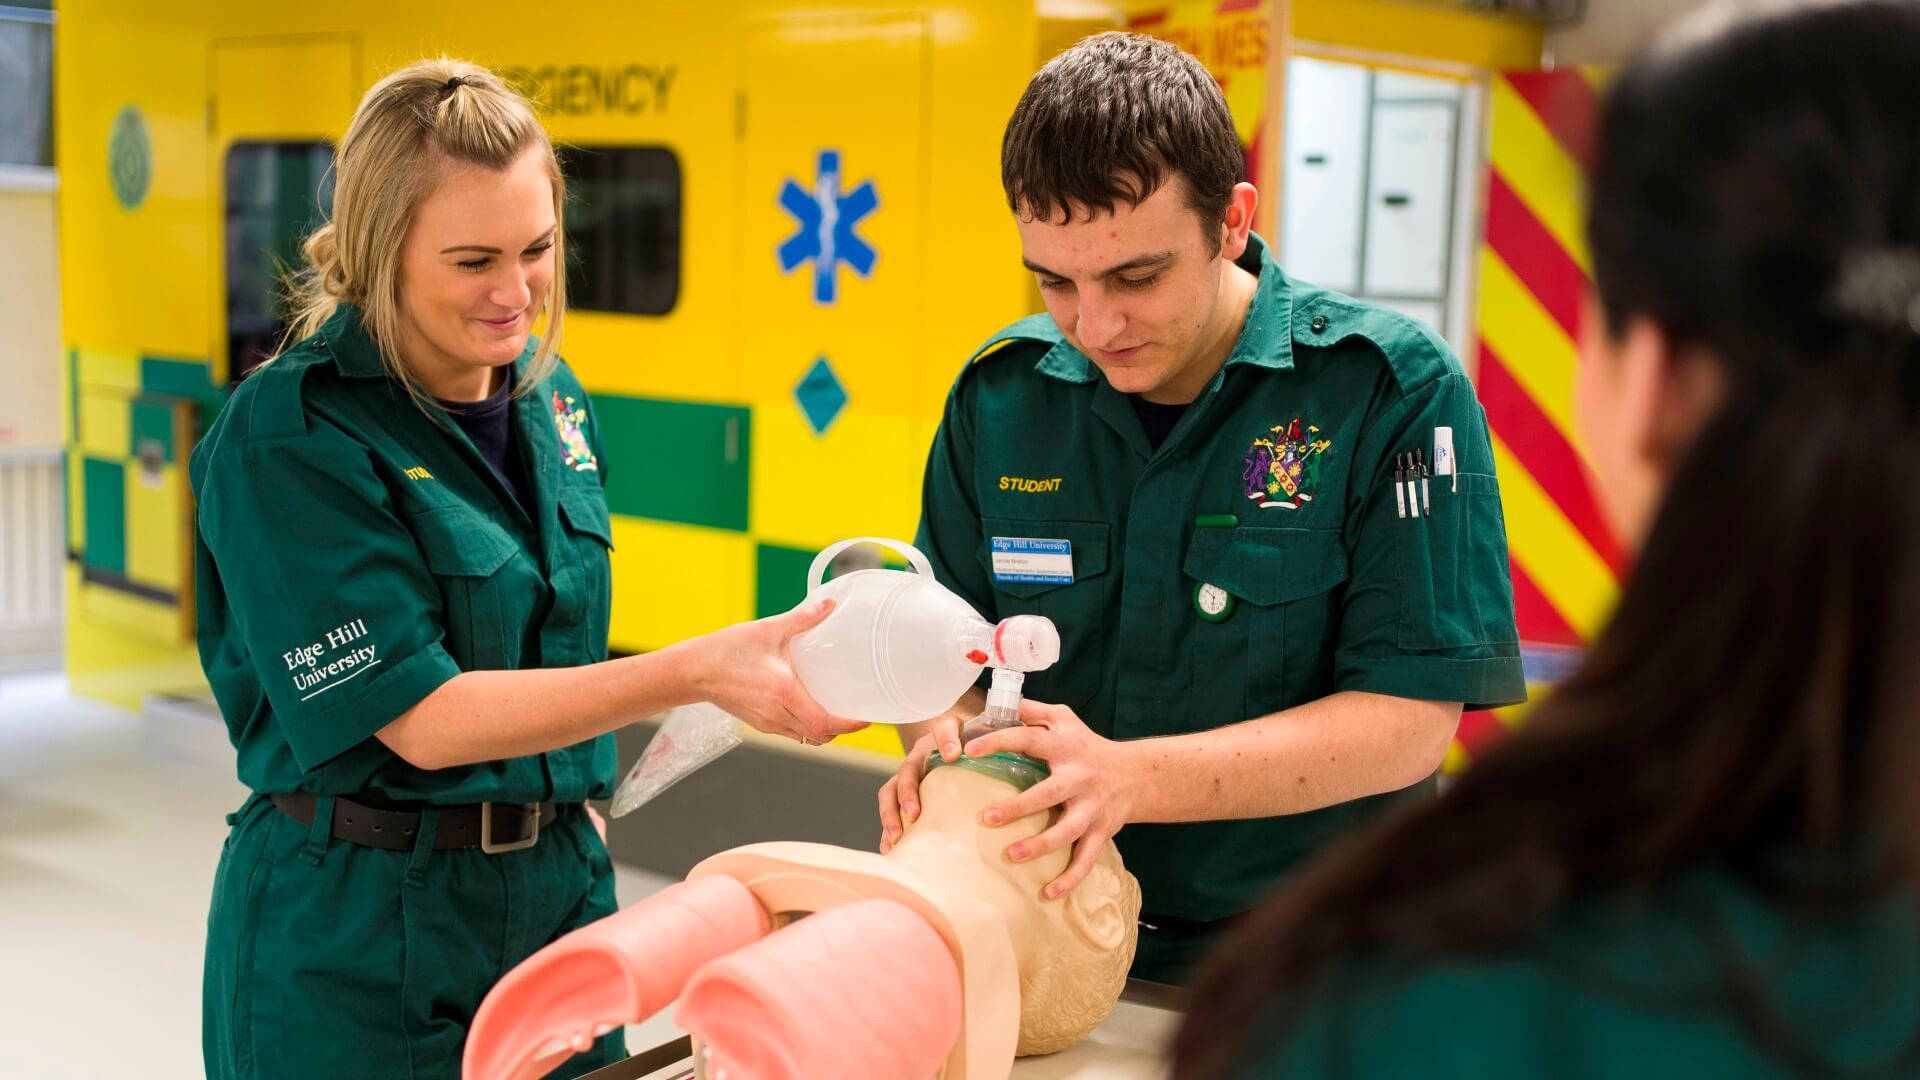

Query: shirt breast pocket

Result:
[981,518,1111,713]
[1397,472,1515,651]
[1184,526,1350,721]
[404,506,520,671]
[557,487,615,662]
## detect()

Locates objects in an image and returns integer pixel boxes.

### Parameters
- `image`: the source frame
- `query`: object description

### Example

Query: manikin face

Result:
[1016,177,1258,405]
[892,760,1140,1056]
[394,144,556,402]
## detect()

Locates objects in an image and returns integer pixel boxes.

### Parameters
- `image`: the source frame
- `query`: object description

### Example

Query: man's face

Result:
[1016,178,1237,404]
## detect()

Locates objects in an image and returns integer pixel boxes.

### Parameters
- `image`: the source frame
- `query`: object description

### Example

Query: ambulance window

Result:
[224,142,334,383]
[557,145,681,316]
[0,10,53,168]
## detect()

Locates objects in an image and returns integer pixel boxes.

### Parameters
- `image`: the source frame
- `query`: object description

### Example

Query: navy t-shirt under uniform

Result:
[1130,396,1191,452]
[441,373,528,509]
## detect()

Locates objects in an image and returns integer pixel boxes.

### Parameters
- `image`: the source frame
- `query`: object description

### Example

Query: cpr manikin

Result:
[462,752,1142,1080]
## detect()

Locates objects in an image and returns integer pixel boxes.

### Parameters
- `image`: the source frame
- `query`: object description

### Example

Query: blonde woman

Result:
[193,59,862,1080]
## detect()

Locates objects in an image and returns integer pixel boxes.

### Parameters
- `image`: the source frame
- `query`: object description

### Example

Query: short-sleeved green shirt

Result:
[1236,863,1920,1078]
[190,304,618,803]
[916,234,1524,923]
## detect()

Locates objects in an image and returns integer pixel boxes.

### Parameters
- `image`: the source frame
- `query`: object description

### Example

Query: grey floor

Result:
[0,669,685,1079]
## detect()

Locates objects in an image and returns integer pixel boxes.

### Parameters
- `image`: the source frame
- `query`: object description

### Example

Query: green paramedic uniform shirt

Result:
[189,304,619,803]
[1235,863,1920,1078]
[916,233,1526,941]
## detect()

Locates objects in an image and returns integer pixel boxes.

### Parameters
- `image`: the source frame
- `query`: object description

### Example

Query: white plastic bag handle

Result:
[806,536,934,595]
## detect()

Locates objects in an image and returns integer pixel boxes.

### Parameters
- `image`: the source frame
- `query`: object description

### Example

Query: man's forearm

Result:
[1120,691,1461,823]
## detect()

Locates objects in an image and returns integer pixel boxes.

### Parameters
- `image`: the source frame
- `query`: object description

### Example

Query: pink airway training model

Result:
[677,897,964,1080]
[462,875,771,1080]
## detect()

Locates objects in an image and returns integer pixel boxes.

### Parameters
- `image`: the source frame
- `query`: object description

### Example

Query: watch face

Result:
[1196,583,1232,618]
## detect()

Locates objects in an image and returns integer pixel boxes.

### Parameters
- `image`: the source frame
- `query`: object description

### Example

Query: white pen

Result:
[1434,427,1457,493]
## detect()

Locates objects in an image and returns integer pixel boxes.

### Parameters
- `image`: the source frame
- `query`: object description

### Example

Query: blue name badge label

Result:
[990,536,1074,585]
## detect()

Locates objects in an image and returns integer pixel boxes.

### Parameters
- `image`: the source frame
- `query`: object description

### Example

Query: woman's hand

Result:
[688,597,869,746]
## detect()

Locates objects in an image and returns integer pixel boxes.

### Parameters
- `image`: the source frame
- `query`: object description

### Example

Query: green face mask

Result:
[924,750,1050,792]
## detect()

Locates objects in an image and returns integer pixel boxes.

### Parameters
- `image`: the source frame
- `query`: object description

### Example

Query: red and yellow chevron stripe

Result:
[1450,67,1619,772]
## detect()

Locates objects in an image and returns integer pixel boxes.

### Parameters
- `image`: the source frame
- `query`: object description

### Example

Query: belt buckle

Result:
[479,802,540,854]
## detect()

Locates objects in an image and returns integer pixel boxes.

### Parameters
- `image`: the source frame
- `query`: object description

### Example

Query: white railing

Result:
[0,448,64,669]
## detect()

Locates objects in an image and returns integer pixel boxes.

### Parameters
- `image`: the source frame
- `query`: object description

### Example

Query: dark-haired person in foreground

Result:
[1176,2,1920,1074]
[876,31,1526,984]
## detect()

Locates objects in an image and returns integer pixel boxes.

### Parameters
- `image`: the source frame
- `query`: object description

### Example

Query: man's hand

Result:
[959,699,1138,899]
[876,712,967,853]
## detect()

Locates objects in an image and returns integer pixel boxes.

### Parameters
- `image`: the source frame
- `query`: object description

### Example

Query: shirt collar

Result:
[1224,232,1296,372]
[315,304,388,380]
[1033,231,1295,384]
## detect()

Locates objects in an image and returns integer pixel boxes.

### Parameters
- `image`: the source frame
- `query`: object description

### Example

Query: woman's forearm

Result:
[377,640,707,770]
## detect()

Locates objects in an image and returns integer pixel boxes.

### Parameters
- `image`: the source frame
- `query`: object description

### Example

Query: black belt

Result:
[270,792,561,853]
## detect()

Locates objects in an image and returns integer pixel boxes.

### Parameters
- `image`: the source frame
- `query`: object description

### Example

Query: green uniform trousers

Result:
[203,793,625,1079]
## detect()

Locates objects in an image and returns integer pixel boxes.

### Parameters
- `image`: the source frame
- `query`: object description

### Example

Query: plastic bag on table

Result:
[609,702,744,818]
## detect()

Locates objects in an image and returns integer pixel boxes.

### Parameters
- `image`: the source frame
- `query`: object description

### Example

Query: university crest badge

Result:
[1243,419,1331,509]
[553,391,598,472]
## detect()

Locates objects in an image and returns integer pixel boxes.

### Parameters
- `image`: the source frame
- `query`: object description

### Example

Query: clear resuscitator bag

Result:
[610,536,1059,819]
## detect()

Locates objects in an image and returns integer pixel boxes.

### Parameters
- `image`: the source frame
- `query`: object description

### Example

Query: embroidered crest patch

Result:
[1243,419,1331,509]
[553,391,598,472]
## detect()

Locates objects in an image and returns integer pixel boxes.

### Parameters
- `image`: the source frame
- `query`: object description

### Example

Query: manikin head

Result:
[463,754,1143,1079]
[891,755,1141,1055]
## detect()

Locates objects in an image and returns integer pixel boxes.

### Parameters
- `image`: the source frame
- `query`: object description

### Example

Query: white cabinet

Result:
[1366,297,1445,333]
[1281,57,1369,294]
[1373,70,1461,104]
[1279,57,1479,349]
[1363,100,1456,298]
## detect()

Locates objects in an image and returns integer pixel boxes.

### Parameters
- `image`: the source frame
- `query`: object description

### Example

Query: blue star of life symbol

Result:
[777,149,878,305]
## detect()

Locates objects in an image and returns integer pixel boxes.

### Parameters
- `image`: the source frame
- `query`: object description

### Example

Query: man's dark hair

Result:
[1002,32,1245,242]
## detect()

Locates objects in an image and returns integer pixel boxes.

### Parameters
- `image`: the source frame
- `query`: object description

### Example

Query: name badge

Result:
[990,536,1074,585]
